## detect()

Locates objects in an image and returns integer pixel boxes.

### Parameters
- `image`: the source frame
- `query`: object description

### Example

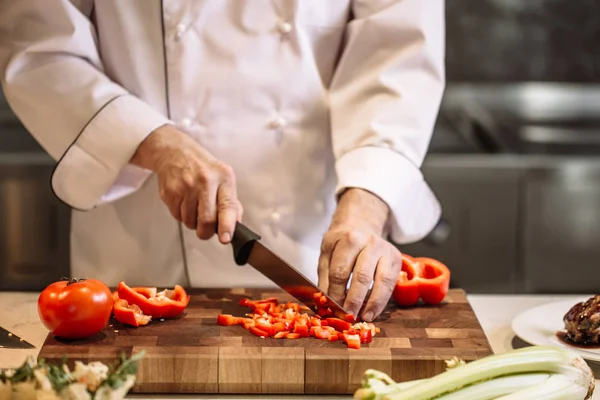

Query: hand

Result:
[318,188,402,322]
[130,124,243,243]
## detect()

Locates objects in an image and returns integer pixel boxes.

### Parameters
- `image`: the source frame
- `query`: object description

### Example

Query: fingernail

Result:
[362,312,374,322]
[221,232,231,243]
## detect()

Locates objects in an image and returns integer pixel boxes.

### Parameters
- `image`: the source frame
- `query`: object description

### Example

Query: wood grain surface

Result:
[37,288,493,395]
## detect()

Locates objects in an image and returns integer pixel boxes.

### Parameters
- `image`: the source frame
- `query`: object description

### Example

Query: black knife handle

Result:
[229,222,261,266]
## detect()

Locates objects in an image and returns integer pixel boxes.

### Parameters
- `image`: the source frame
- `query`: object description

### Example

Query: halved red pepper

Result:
[392,254,422,306]
[113,299,152,327]
[414,257,451,305]
[392,254,451,306]
[117,281,190,319]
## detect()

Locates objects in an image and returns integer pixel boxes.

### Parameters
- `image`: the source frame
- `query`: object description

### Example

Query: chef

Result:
[0,0,445,322]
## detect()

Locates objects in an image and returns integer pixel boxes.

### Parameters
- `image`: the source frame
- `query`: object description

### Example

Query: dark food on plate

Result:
[563,294,600,345]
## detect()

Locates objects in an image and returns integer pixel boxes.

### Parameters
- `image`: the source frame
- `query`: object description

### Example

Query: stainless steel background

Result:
[1,0,600,292]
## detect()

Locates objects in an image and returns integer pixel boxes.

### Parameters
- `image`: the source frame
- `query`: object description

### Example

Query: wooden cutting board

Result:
[37,288,493,395]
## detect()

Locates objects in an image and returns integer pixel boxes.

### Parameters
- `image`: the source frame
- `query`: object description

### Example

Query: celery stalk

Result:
[434,372,552,400]
[383,346,594,400]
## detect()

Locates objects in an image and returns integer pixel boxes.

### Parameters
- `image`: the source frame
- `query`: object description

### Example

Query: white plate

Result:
[511,297,600,362]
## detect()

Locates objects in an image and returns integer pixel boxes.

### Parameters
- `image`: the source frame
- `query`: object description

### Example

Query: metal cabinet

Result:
[522,161,600,294]
[0,159,71,291]
[397,157,523,293]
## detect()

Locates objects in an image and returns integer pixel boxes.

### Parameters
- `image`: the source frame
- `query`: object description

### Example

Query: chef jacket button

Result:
[382,139,394,149]
[277,21,293,34]
[314,201,325,214]
[175,23,187,39]
[269,116,287,129]
[270,210,281,223]
[179,117,192,128]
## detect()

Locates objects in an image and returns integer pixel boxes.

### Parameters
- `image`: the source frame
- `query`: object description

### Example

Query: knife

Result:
[0,326,35,349]
[227,222,349,317]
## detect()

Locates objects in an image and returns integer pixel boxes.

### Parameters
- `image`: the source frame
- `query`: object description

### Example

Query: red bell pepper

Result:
[392,254,451,306]
[117,281,190,319]
[415,257,451,305]
[113,299,152,327]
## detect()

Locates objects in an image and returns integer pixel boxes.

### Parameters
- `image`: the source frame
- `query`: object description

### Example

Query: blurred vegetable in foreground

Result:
[0,350,145,400]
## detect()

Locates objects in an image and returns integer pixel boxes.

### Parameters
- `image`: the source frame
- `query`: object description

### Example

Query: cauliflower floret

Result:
[72,361,109,392]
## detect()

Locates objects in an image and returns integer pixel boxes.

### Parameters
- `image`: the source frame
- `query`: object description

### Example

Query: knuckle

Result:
[344,230,364,247]
[355,270,373,286]
[219,163,235,181]
[180,172,195,190]
[380,271,398,288]
[218,198,238,211]
[329,269,349,285]
[346,298,363,312]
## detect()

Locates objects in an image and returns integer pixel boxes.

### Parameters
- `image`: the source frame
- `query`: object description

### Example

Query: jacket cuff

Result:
[335,146,441,244]
[51,94,171,210]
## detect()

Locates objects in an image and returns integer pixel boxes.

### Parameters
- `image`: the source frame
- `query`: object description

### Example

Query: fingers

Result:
[361,250,402,322]
[317,246,332,294]
[216,182,239,244]
[180,193,198,230]
[236,200,244,222]
[326,232,363,305]
[159,183,183,222]
[343,246,378,316]
[196,179,218,240]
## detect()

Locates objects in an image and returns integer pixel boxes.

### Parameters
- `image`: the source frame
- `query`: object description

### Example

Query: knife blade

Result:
[0,326,35,349]
[227,222,349,317]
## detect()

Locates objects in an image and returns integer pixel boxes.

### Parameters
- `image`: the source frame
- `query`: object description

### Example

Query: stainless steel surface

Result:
[0,161,71,291]
[0,326,34,349]
[248,241,348,316]
[523,160,600,294]
[399,155,523,293]
[438,83,600,155]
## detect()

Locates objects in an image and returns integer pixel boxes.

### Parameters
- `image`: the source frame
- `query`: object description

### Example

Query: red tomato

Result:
[38,278,113,339]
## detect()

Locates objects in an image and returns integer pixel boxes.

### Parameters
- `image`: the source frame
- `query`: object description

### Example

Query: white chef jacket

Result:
[0,0,445,288]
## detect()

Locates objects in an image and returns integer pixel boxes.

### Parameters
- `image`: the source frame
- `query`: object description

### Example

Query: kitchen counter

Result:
[1,292,598,399]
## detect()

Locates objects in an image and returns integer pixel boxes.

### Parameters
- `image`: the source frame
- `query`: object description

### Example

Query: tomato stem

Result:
[60,277,87,286]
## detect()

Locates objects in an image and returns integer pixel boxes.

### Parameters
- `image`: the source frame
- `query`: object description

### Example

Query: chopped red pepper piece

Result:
[217,314,241,326]
[113,299,151,327]
[345,334,361,349]
[286,333,300,339]
[326,318,352,332]
[392,254,451,306]
[274,331,289,339]
[249,326,269,337]
[117,281,190,319]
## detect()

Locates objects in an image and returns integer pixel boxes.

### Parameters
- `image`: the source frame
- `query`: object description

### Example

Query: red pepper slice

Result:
[325,318,352,332]
[286,333,300,339]
[249,326,269,337]
[274,331,289,339]
[313,327,331,340]
[113,299,151,327]
[345,333,361,349]
[117,281,190,319]
[217,314,241,326]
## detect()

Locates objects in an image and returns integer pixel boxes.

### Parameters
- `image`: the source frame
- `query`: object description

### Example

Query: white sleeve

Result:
[0,0,171,211]
[330,0,446,244]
